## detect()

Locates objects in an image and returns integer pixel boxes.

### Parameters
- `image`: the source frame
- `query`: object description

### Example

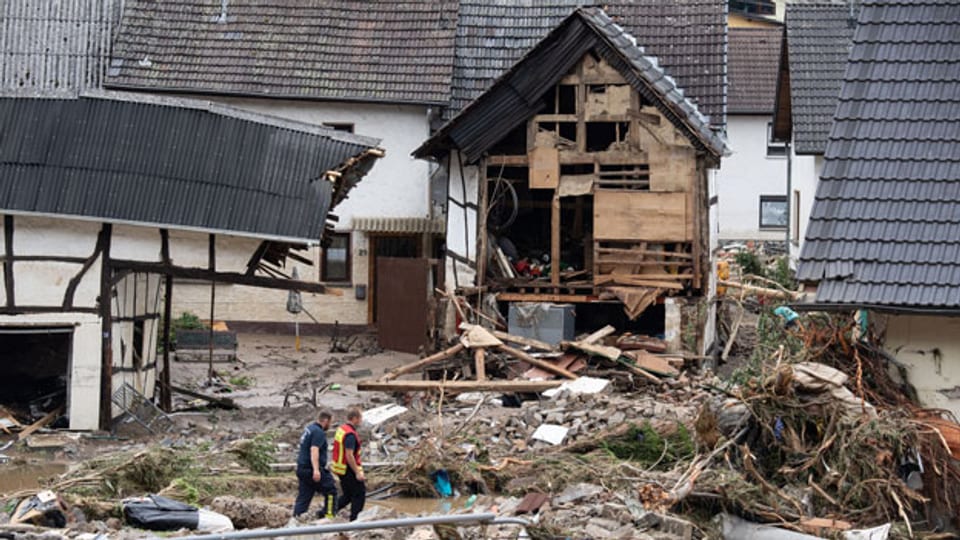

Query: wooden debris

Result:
[460,322,556,352]
[515,492,550,515]
[563,340,622,362]
[458,324,504,349]
[17,405,65,441]
[169,384,238,410]
[382,343,465,381]
[798,517,853,533]
[496,345,578,380]
[719,279,801,300]
[523,352,586,379]
[580,324,616,345]
[616,334,667,353]
[357,380,563,393]
[624,350,680,377]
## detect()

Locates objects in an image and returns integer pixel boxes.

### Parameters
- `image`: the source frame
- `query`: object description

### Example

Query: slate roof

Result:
[796,0,960,311]
[0,96,381,242]
[415,7,727,163]
[775,2,857,154]
[728,27,782,114]
[447,0,726,127]
[105,0,458,105]
[0,0,119,95]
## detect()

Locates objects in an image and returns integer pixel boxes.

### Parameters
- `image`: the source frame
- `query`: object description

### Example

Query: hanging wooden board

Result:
[593,190,689,241]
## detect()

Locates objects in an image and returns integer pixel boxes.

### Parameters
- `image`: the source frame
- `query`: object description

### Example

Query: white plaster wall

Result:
[7,216,102,308]
[443,152,479,290]
[715,115,789,242]
[0,312,102,430]
[884,314,960,419]
[789,151,822,264]
[170,229,368,325]
[113,224,163,262]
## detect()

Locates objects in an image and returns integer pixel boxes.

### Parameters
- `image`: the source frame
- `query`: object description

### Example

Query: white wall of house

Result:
[715,115,788,243]
[788,151,823,264]
[123,93,435,326]
[883,314,960,419]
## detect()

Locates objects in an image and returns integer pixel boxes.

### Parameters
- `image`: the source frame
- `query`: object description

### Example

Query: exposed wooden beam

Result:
[382,342,465,381]
[109,260,327,293]
[358,379,563,393]
[495,344,578,380]
[98,224,113,431]
[496,293,600,303]
[161,274,173,411]
[63,226,107,308]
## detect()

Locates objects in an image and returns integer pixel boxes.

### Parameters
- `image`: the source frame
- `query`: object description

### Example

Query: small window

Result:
[322,123,354,133]
[766,122,787,157]
[759,195,788,229]
[321,233,351,282]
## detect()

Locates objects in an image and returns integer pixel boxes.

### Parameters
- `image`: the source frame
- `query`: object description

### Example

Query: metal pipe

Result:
[175,512,511,540]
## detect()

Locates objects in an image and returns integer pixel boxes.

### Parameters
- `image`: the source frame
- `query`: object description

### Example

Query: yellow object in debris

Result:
[717,260,730,295]
[211,321,229,331]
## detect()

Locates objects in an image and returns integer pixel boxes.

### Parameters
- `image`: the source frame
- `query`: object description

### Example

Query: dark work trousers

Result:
[293,467,337,518]
[336,468,366,521]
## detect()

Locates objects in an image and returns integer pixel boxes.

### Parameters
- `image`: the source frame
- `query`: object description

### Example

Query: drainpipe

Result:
[785,140,792,260]
[174,513,525,540]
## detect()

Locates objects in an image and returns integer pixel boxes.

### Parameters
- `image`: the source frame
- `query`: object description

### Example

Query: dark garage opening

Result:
[0,327,72,422]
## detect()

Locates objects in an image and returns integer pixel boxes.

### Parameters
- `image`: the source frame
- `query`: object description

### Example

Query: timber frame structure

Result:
[416,7,725,321]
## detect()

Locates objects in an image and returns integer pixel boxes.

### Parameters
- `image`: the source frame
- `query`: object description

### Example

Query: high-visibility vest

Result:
[330,423,361,475]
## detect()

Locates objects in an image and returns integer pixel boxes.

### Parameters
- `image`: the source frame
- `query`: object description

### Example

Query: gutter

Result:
[790,302,960,318]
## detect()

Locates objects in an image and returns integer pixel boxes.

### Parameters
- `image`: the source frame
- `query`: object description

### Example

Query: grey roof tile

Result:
[796,0,960,310]
[0,96,380,241]
[446,0,726,126]
[728,27,781,114]
[780,2,858,154]
[104,0,458,105]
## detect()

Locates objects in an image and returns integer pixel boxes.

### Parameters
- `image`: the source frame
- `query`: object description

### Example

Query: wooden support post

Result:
[477,158,489,290]
[551,192,560,287]
[98,224,113,431]
[359,379,563,393]
[4,215,13,307]
[496,344,578,380]
[474,348,486,381]
[382,342,466,381]
[160,274,173,411]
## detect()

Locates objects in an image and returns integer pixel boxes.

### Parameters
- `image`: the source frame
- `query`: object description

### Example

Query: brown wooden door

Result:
[376,257,429,353]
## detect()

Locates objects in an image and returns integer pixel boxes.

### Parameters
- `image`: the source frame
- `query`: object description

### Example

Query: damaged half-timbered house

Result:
[0,94,382,430]
[416,7,727,353]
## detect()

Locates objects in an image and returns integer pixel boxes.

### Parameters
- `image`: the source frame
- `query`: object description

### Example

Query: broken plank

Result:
[799,518,853,533]
[474,348,486,381]
[594,276,685,290]
[496,345,578,380]
[462,322,556,352]
[17,405,66,441]
[617,358,663,384]
[624,350,679,377]
[459,324,504,349]
[581,325,616,345]
[382,343,465,381]
[718,280,801,300]
[358,380,563,393]
[496,293,598,303]
[597,247,693,259]
[169,384,238,409]
[563,340,622,361]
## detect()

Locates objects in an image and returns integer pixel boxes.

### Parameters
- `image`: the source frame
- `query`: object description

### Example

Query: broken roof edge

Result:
[415,6,727,163]
[770,28,792,143]
[0,208,327,246]
[82,89,383,149]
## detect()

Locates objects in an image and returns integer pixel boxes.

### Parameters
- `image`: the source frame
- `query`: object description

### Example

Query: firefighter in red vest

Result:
[331,408,365,521]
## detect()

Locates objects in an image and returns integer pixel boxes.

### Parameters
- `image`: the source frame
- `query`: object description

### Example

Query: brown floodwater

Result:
[0,462,68,494]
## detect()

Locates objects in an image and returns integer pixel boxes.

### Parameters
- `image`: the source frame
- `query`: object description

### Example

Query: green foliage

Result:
[167,478,201,505]
[770,256,797,291]
[603,422,695,469]
[228,375,255,389]
[734,250,764,277]
[233,431,277,475]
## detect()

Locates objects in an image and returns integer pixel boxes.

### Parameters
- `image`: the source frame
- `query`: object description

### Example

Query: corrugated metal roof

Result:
[796,0,960,311]
[728,27,781,114]
[0,0,119,94]
[0,96,382,242]
[353,217,445,234]
[105,0,458,106]
[416,7,727,163]
[447,0,727,127]
[776,2,858,154]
